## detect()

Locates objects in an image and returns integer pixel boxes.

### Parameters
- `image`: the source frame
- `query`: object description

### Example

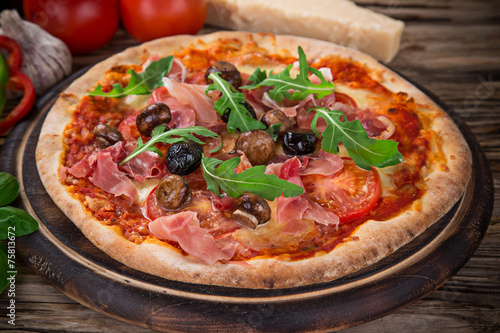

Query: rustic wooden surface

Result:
[0,0,499,331]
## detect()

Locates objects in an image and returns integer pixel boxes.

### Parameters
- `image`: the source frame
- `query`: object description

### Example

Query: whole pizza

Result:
[36,32,471,289]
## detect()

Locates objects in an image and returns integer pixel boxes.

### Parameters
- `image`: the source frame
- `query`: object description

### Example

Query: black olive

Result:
[166,140,204,176]
[282,129,319,155]
[93,124,123,148]
[221,101,257,123]
[204,60,242,88]
[233,193,271,229]
[136,102,171,137]
[235,130,275,166]
[261,109,292,136]
[156,175,191,210]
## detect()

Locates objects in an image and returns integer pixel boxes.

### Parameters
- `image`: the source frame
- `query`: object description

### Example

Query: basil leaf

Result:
[0,206,39,240]
[0,173,19,207]
[120,125,221,165]
[241,47,336,103]
[201,156,304,200]
[206,72,266,133]
[89,56,174,98]
[0,243,14,293]
[310,107,404,170]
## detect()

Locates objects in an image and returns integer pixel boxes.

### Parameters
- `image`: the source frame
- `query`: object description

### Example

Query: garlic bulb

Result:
[0,10,72,96]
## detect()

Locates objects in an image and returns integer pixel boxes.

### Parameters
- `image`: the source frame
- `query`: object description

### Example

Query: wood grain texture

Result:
[0,0,499,331]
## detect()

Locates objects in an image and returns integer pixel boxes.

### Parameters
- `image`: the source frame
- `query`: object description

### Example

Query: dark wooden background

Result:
[0,0,499,331]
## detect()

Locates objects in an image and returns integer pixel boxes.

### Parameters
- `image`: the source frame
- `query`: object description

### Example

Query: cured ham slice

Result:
[300,151,344,176]
[149,211,236,264]
[149,87,196,128]
[162,77,218,123]
[276,157,339,232]
[119,143,166,182]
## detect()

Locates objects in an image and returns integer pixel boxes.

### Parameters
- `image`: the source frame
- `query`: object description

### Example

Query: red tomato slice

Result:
[334,92,358,108]
[146,186,167,221]
[302,158,381,223]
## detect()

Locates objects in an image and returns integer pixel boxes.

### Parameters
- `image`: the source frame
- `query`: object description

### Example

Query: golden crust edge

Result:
[35,31,472,289]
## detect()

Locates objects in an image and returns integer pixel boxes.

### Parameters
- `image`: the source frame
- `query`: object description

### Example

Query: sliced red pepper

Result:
[0,36,22,73]
[0,71,35,135]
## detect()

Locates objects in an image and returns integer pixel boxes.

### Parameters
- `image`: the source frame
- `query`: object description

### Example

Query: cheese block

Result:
[206,0,405,62]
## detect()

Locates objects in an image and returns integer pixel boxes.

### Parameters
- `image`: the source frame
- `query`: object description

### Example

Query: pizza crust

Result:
[36,32,471,289]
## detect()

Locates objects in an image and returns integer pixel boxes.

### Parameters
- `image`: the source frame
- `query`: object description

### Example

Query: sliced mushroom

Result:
[93,124,123,148]
[156,175,191,210]
[261,109,292,136]
[136,102,171,137]
[235,130,275,165]
[204,60,242,88]
[233,193,271,229]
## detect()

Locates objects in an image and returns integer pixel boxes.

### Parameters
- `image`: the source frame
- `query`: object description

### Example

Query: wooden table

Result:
[1,0,499,331]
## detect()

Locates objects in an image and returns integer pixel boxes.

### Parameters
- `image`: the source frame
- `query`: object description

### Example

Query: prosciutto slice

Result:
[149,87,196,128]
[276,157,339,232]
[149,211,236,264]
[119,143,166,182]
[162,77,218,123]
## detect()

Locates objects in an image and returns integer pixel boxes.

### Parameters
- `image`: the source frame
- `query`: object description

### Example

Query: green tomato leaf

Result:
[201,156,304,200]
[310,107,404,170]
[0,173,19,207]
[0,243,14,293]
[0,206,39,240]
[206,72,266,133]
[89,56,174,98]
[120,125,221,165]
[241,47,336,103]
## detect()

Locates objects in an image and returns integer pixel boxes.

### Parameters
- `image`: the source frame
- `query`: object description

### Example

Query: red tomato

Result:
[120,0,207,43]
[23,0,119,55]
[302,158,381,223]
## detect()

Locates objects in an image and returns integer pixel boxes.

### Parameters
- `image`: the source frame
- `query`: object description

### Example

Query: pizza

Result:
[35,32,471,289]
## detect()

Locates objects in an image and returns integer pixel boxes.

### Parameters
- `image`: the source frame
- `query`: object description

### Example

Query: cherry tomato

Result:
[23,0,119,55]
[119,0,207,43]
[302,158,381,223]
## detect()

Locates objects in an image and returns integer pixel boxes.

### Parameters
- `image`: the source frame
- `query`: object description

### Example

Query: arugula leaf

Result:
[0,173,19,207]
[201,156,304,200]
[241,47,335,103]
[206,72,266,133]
[89,56,174,98]
[120,125,221,165]
[0,207,39,239]
[265,123,282,141]
[309,107,404,170]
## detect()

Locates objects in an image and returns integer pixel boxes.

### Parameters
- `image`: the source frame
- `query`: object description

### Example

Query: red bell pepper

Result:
[0,36,35,136]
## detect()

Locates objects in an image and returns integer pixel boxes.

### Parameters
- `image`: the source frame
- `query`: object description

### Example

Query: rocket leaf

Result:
[309,107,404,170]
[201,156,304,200]
[241,47,335,103]
[206,72,266,133]
[89,56,174,98]
[120,125,221,165]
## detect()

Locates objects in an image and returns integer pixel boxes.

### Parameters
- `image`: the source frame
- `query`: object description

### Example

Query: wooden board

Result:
[0,67,493,332]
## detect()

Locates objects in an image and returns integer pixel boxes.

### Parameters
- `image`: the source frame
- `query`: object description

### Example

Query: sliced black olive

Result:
[221,101,257,123]
[156,175,191,210]
[282,129,319,156]
[93,124,123,148]
[166,140,204,176]
[204,60,242,88]
[136,102,171,137]
[261,109,292,136]
[233,193,271,229]
[235,130,275,166]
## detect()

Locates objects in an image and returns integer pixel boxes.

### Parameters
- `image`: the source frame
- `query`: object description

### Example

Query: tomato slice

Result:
[302,158,381,223]
[334,92,357,108]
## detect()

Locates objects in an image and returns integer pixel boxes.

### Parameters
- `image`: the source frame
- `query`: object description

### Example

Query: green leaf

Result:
[241,47,336,103]
[309,107,404,170]
[206,72,266,133]
[0,243,14,293]
[0,206,39,240]
[0,173,19,207]
[120,125,221,165]
[89,56,174,98]
[201,156,304,200]
[265,123,282,141]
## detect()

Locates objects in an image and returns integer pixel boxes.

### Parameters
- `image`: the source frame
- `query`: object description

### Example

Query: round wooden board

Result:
[0,68,493,332]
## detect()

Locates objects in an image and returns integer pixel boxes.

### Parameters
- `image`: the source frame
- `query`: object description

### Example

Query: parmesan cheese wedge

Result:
[206,0,405,62]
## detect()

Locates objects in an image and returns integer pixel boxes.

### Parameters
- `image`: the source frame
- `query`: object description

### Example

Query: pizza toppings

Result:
[135,102,172,136]
[261,109,292,136]
[235,130,275,165]
[165,140,204,176]
[233,193,271,229]
[282,129,318,156]
[93,124,123,149]
[204,60,243,89]
[155,175,192,210]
